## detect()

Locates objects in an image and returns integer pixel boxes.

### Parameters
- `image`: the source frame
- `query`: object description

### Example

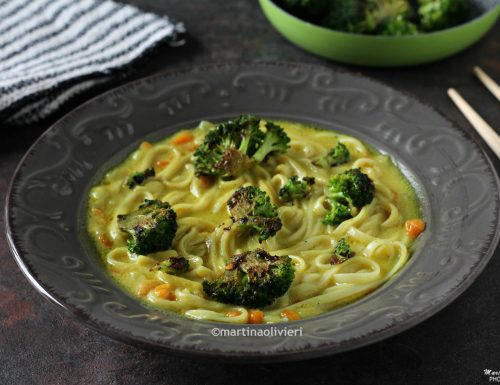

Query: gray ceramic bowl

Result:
[5,63,500,362]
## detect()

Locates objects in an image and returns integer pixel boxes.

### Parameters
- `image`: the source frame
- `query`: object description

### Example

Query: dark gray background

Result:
[1,1,499,384]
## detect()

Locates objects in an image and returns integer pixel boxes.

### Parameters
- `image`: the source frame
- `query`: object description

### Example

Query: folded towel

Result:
[0,0,185,125]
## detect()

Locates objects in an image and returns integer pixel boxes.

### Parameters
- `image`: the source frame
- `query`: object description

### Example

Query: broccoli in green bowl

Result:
[275,0,471,35]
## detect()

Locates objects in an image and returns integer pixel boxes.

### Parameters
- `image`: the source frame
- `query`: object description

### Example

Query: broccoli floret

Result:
[362,0,417,35]
[323,168,375,226]
[279,176,315,203]
[152,256,190,275]
[193,116,289,179]
[125,168,155,189]
[252,122,291,163]
[381,14,418,35]
[279,0,470,34]
[227,186,282,242]
[278,0,331,22]
[418,0,470,32]
[288,0,417,34]
[328,168,375,208]
[330,238,355,264]
[313,142,351,168]
[321,0,366,32]
[202,248,295,308]
[117,199,177,255]
[323,201,353,226]
[193,115,261,178]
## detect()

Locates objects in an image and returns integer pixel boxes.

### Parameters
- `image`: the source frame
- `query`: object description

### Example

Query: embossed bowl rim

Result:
[5,62,500,362]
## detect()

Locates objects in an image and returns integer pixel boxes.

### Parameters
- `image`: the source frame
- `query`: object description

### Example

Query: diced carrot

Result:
[172,132,194,145]
[92,207,106,218]
[137,280,161,297]
[154,283,176,300]
[405,219,426,239]
[186,143,198,152]
[155,159,170,170]
[92,208,109,224]
[226,310,242,317]
[198,175,213,189]
[225,263,234,270]
[98,234,113,248]
[248,310,264,324]
[281,309,301,321]
[140,141,153,150]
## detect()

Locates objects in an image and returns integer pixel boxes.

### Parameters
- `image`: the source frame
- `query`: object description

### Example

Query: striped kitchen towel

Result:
[0,0,185,125]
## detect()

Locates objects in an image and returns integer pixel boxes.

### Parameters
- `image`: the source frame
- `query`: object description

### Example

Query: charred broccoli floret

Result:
[193,116,290,179]
[227,186,282,242]
[279,176,316,203]
[125,168,155,189]
[202,248,295,308]
[330,238,355,264]
[323,168,375,226]
[152,256,190,275]
[117,199,177,255]
[193,115,261,178]
[313,142,351,168]
[418,0,470,32]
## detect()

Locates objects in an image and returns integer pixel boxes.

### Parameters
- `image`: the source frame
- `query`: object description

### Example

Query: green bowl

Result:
[259,0,500,67]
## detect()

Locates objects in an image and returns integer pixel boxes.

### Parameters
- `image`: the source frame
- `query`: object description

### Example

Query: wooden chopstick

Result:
[447,88,500,159]
[473,66,500,102]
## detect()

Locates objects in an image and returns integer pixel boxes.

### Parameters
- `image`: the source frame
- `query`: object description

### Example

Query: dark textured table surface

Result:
[1,1,499,384]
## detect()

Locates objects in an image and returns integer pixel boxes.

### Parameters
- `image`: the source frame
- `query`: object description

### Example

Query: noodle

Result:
[87,120,420,323]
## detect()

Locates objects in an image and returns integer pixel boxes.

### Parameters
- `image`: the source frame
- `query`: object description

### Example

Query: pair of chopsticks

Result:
[448,66,500,159]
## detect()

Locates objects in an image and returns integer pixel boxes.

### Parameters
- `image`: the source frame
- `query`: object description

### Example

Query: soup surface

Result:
[87,120,422,323]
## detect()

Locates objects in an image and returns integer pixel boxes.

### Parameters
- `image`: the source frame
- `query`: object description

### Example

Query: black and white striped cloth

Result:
[0,0,185,125]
